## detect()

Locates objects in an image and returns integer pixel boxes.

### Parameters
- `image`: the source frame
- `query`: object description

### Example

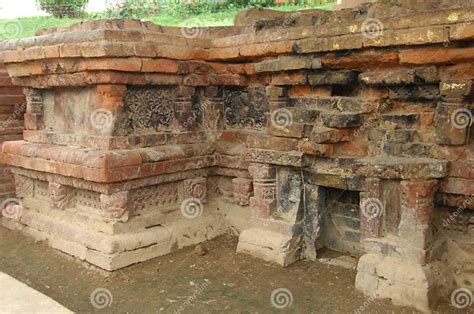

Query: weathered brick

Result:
[271,71,307,85]
[322,112,362,128]
[310,127,350,143]
[142,58,180,73]
[308,70,358,86]
[400,47,474,65]
[254,56,319,73]
[322,50,399,69]
[359,67,439,85]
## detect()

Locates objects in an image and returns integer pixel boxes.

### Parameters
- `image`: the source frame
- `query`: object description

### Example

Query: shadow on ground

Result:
[0,226,457,313]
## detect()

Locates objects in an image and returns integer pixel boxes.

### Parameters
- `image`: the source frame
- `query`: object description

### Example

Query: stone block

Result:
[237,228,300,267]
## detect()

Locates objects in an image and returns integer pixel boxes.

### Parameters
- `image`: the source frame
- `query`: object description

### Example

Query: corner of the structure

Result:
[355,253,438,313]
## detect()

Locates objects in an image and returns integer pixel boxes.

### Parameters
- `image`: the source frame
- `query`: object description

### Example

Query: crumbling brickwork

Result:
[0,0,472,311]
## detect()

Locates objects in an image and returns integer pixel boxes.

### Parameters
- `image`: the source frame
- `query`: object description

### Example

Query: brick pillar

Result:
[248,163,276,218]
[435,80,473,145]
[92,85,127,136]
[174,86,196,133]
[266,86,288,111]
[266,86,293,137]
[360,177,383,240]
[399,179,438,264]
[23,88,43,130]
[201,87,224,141]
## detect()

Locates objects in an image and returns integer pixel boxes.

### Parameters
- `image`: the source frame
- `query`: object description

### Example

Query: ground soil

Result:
[0,226,460,313]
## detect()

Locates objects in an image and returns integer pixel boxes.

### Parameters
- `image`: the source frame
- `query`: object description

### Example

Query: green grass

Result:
[0,3,335,40]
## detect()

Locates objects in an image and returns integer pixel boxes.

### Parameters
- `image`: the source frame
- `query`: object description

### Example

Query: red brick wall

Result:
[0,63,24,203]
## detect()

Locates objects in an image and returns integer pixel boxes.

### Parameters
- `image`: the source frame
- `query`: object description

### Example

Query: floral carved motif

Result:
[121,87,175,133]
[183,177,207,202]
[224,87,268,129]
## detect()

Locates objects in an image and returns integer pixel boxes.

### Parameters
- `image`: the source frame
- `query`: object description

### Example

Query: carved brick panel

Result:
[224,87,269,129]
[100,191,130,222]
[182,177,207,202]
[14,174,34,198]
[48,182,72,210]
[232,178,253,206]
[120,87,176,134]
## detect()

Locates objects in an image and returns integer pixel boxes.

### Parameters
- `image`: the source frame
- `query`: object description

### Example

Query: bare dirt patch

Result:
[0,227,455,313]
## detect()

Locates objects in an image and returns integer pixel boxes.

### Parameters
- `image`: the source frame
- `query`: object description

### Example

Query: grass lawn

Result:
[0,3,334,40]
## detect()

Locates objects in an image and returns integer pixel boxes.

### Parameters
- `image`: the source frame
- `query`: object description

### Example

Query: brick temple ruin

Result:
[0,0,473,311]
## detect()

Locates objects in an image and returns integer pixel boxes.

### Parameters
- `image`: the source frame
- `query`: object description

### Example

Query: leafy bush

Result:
[105,0,280,19]
[101,0,337,19]
[35,0,89,18]
[105,0,162,19]
[167,0,277,17]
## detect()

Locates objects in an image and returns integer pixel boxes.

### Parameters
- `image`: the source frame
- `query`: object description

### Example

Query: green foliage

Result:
[101,0,337,19]
[104,0,281,19]
[105,0,162,19]
[35,0,89,18]
[165,0,277,17]
[1,1,336,40]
